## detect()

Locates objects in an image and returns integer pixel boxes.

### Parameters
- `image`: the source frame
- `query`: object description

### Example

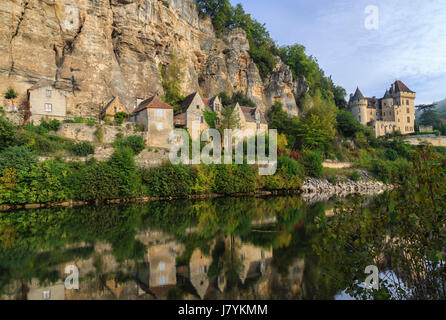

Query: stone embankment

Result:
[301,176,393,203]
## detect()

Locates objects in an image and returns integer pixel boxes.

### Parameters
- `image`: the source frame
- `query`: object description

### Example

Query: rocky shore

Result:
[301,175,394,204]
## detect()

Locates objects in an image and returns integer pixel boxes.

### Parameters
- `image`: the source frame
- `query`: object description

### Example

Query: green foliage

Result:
[301,150,323,178]
[70,141,95,157]
[113,112,128,126]
[72,161,119,201]
[349,171,361,182]
[142,164,194,197]
[0,117,16,151]
[220,105,240,130]
[114,135,146,155]
[336,109,361,138]
[315,146,446,299]
[277,155,302,178]
[4,88,18,101]
[0,146,37,172]
[213,164,256,194]
[230,91,256,108]
[109,147,140,197]
[161,52,185,111]
[39,119,61,132]
[203,110,219,129]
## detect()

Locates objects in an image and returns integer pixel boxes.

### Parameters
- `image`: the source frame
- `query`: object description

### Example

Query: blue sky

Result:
[230,0,446,104]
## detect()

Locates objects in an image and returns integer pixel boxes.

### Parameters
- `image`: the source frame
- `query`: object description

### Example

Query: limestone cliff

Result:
[0,0,306,117]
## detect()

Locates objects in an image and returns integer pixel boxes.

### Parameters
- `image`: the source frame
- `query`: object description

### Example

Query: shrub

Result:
[0,146,37,172]
[277,155,302,178]
[70,141,95,157]
[72,161,119,201]
[118,135,145,155]
[142,164,194,197]
[350,171,361,182]
[385,149,398,161]
[114,112,128,125]
[40,119,61,132]
[109,147,140,197]
[336,110,361,138]
[301,150,323,178]
[0,117,16,151]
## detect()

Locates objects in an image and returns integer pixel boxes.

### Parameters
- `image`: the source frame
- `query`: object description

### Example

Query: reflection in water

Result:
[0,195,384,300]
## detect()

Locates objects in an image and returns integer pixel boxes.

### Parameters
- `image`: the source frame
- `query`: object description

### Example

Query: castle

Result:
[348,80,416,137]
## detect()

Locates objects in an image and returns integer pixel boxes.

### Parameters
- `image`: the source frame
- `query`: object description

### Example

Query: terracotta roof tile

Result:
[133,96,173,114]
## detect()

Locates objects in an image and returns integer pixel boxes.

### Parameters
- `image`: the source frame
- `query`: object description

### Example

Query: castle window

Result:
[406,100,409,105]
[407,117,410,123]
[407,108,410,113]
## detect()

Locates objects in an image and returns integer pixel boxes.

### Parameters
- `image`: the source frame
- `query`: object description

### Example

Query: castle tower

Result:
[348,87,369,125]
[389,80,416,135]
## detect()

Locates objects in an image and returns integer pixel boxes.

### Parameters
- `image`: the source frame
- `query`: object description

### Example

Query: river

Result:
[0,193,416,300]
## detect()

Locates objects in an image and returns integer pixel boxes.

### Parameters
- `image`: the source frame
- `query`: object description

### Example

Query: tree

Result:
[4,88,18,107]
[336,109,361,138]
[220,105,240,131]
[0,117,16,151]
[160,52,185,111]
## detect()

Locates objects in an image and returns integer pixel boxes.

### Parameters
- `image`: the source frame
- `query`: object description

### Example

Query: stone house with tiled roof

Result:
[348,80,416,137]
[233,103,268,138]
[132,96,174,148]
[174,92,222,138]
[100,97,129,122]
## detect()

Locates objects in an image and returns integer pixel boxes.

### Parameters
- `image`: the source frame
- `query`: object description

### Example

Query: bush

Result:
[350,171,361,182]
[109,147,140,197]
[0,117,16,151]
[336,110,361,138]
[277,155,302,178]
[40,119,61,132]
[142,164,194,197]
[0,146,37,172]
[114,112,128,125]
[301,151,323,178]
[385,149,398,161]
[70,141,95,157]
[72,161,119,201]
[114,135,146,155]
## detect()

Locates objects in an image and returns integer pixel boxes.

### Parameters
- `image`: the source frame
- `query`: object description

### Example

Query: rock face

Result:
[0,0,307,118]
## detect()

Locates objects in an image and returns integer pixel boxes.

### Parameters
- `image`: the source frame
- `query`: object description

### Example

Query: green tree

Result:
[4,88,18,107]
[220,105,240,131]
[0,117,16,151]
[161,52,185,111]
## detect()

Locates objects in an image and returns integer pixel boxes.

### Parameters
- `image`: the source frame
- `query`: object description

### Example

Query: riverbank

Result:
[0,177,393,212]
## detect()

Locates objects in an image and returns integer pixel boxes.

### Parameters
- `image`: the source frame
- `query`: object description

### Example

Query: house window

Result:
[157,109,163,118]
[159,276,166,286]
[136,114,140,121]
[42,290,51,300]
[196,105,200,110]
[46,90,52,97]
[200,265,207,274]
[157,123,163,130]
[159,262,165,271]
[114,107,117,113]
[45,103,52,112]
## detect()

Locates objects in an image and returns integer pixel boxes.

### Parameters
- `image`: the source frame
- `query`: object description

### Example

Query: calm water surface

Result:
[0,194,385,300]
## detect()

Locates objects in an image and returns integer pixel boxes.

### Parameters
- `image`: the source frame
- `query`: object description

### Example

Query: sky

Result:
[229,0,446,104]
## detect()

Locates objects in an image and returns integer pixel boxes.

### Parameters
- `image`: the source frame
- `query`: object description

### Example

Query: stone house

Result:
[234,103,268,137]
[132,96,174,148]
[237,242,273,284]
[146,242,179,291]
[100,97,129,122]
[174,92,222,139]
[27,82,67,124]
[348,80,416,137]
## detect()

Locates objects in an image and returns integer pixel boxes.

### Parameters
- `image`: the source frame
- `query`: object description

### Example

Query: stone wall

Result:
[57,122,148,144]
[4,110,24,125]
[322,160,354,169]
[404,135,446,147]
